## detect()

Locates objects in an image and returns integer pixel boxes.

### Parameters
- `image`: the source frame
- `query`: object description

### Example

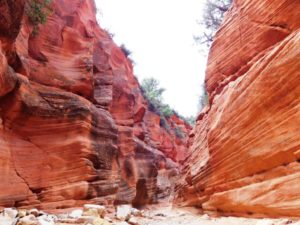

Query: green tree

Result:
[26,0,52,36]
[141,77,196,128]
[141,78,176,118]
[195,0,232,47]
[141,78,165,113]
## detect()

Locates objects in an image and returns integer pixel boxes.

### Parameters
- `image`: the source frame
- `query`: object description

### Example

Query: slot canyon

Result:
[0,0,299,224]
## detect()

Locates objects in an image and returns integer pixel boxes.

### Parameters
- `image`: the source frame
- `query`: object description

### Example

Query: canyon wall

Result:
[176,0,300,218]
[0,0,190,209]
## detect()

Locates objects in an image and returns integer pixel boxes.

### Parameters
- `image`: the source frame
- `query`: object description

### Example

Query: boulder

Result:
[83,204,106,218]
[17,215,40,225]
[116,205,131,221]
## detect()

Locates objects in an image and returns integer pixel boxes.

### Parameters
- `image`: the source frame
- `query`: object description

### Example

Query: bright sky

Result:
[95,0,207,117]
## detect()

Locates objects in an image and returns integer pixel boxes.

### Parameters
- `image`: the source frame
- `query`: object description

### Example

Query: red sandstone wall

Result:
[176,0,300,218]
[0,0,190,209]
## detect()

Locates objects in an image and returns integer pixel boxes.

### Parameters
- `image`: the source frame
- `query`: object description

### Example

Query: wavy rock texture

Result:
[176,0,300,218]
[0,0,190,209]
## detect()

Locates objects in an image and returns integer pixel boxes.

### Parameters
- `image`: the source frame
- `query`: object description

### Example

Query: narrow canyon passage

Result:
[0,0,300,224]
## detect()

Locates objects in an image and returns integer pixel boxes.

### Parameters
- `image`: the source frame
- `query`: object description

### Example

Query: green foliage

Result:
[184,116,196,126]
[141,78,176,129]
[160,117,171,132]
[174,127,185,139]
[120,44,132,57]
[141,78,169,116]
[173,110,195,126]
[198,83,209,111]
[141,77,196,134]
[160,104,173,118]
[26,0,52,36]
[195,0,232,47]
[120,44,135,65]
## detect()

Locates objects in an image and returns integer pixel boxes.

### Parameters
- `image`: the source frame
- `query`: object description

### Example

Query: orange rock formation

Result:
[176,0,300,218]
[0,0,190,209]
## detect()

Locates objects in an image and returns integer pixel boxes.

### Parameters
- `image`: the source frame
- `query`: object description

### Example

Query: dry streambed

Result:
[1,205,299,225]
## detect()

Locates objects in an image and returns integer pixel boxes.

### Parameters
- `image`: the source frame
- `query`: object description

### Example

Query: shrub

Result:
[184,116,196,126]
[160,104,173,118]
[120,44,132,57]
[140,77,194,133]
[160,117,171,132]
[173,110,195,126]
[141,78,176,118]
[174,127,185,139]
[26,0,52,36]
[194,0,232,47]
[198,83,209,111]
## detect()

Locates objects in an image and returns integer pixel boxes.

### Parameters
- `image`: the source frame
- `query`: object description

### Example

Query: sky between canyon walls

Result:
[95,0,207,117]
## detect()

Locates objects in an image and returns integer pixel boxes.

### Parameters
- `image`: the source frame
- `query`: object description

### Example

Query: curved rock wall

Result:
[0,0,190,209]
[176,0,300,218]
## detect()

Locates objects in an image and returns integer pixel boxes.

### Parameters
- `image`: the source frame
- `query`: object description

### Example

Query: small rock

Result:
[69,209,83,218]
[114,222,129,225]
[201,214,210,220]
[116,205,131,221]
[277,219,293,225]
[28,209,39,217]
[83,204,106,218]
[130,208,143,217]
[128,217,139,225]
[3,208,18,219]
[105,217,113,222]
[17,215,40,225]
[154,213,166,217]
[76,216,96,223]
[37,214,56,225]
[0,208,18,225]
[93,217,111,225]
[18,209,28,218]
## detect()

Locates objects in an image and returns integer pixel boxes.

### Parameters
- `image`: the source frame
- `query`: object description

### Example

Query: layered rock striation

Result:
[176,0,300,218]
[0,0,190,209]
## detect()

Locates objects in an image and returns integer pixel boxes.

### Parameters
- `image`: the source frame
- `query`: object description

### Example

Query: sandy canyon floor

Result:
[134,206,297,225]
[2,205,300,225]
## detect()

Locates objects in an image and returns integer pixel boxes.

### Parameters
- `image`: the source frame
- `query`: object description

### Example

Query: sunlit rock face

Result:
[0,0,190,209]
[176,0,300,218]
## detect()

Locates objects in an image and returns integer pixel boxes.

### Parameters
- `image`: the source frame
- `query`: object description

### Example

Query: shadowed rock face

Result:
[176,0,300,218]
[0,0,190,209]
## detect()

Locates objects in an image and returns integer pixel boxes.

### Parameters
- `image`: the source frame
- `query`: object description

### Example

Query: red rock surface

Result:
[0,0,190,209]
[176,0,300,218]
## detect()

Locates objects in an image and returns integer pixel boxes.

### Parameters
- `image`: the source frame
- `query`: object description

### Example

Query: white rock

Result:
[130,208,143,217]
[83,204,106,218]
[114,222,129,225]
[0,208,18,225]
[116,205,132,221]
[69,209,83,218]
[28,209,39,217]
[3,208,18,219]
[0,216,16,225]
[17,215,39,225]
[128,217,139,225]
[201,214,210,220]
[37,215,56,225]
[18,209,28,218]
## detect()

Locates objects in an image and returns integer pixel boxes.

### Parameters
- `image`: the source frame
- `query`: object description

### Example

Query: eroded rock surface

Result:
[176,0,300,218]
[0,0,190,209]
